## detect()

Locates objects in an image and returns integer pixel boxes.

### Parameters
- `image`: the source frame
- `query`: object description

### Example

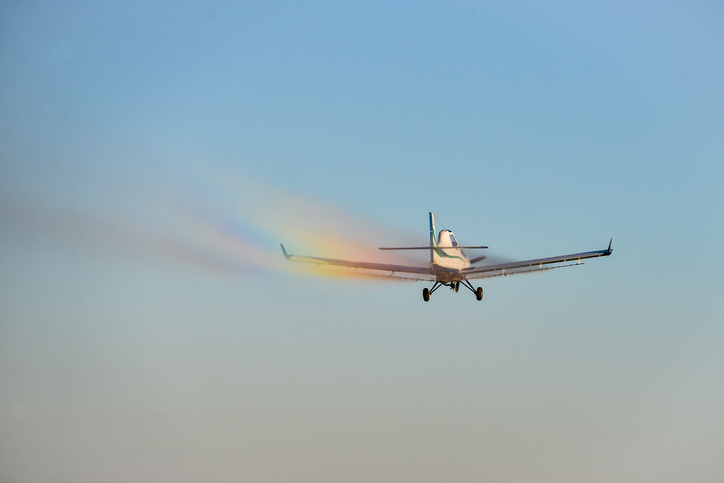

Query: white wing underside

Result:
[281,244,611,282]
[461,249,610,279]
[300,265,435,281]
[282,250,435,281]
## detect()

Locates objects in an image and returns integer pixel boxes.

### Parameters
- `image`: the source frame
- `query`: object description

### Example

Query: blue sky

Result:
[2,2,724,482]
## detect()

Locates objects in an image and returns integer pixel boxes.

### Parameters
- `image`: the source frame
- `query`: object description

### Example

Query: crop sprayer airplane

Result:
[281,213,612,301]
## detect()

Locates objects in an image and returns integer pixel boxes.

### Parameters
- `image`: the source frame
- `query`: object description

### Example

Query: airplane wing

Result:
[280,245,436,281]
[462,240,613,280]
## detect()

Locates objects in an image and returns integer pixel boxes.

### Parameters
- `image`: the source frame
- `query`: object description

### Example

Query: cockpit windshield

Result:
[449,233,458,247]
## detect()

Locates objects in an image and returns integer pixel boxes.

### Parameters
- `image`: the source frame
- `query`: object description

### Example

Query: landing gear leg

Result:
[423,281,443,302]
[461,280,483,301]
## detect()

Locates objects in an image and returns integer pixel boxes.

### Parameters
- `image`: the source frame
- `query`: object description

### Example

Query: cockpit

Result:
[449,233,458,247]
[437,229,459,248]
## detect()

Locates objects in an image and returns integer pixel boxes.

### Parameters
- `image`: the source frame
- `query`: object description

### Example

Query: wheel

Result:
[475,287,483,301]
[423,287,430,302]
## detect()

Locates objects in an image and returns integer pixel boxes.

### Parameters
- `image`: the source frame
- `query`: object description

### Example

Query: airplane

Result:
[281,212,612,301]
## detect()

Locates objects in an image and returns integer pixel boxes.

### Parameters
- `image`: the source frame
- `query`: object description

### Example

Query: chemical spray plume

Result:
[1,164,422,280]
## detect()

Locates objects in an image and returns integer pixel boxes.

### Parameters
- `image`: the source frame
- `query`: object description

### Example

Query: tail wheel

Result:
[423,288,430,302]
[476,287,483,301]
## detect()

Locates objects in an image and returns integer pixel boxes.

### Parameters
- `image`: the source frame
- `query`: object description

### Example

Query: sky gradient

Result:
[2,2,724,482]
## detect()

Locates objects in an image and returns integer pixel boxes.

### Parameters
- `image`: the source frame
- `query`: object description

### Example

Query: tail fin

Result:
[429,212,436,263]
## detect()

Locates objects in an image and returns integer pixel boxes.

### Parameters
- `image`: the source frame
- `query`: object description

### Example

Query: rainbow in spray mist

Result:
[165,166,426,279]
[1,164,425,280]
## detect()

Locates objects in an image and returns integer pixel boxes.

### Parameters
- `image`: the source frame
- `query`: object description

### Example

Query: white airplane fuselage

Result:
[429,218,471,282]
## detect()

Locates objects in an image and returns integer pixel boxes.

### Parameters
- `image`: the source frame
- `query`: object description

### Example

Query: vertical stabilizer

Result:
[429,212,436,263]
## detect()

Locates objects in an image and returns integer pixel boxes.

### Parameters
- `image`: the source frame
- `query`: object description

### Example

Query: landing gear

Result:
[422,280,483,301]
[461,279,482,301]
[422,281,442,301]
